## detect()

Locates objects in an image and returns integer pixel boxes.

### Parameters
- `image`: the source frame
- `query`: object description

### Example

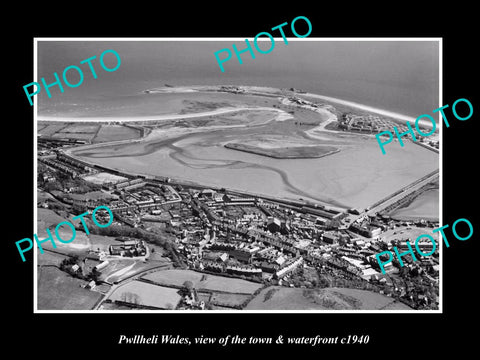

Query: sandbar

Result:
[224,143,340,159]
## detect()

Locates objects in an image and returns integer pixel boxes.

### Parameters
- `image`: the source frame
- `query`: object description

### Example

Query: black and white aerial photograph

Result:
[8,5,477,356]
[35,39,441,312]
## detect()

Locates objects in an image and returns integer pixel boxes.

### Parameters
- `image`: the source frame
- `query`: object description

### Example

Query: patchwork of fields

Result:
[36,86,437,311]
[37,266,102,310]
[38,122,141,143]
[107,280,182,309]
[245,286,412,310]
[141,269,263,294]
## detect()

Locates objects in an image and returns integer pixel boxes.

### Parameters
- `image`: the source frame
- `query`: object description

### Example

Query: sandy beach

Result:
[302,92,435,128]
[37,105,293,123]
[37,84,430,126]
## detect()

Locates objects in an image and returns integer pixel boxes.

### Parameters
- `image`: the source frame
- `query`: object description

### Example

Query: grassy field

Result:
[142,269,203,287]
[209,293,252,308]
[65,191,118,202]
[36,225,91,254]
[38,122,141,144]
[199,275,262,294]
[36,209,132,254]
[36,207,174,286]
[36,208,96,254]
[82,172,128,185]
[51,132,95,141]
[58,124,100,133]
[107,280,181,309]
[179,100,235,114]
[37,266,102,310]
[37,227,116,255]
[196,292,212,304]
[92,125,141,143]
[38,122,99,142]
[37,190,55,203]
[142,269,262,294]
[245,286,412,310]
[37,250,68,266]
[38,123,68,136]
[37,208,70,229]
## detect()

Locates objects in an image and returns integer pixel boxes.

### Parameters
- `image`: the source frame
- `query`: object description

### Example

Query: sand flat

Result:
[73,126,437,209]
[68,85,439,209]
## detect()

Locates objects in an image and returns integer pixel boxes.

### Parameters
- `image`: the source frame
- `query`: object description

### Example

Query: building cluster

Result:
[38,140,440,309]
[161,188,390,283]
[416,136,440,151]
[38,137,87,150]
[107,181,183,227]
[178,287,206,310]
[38,149,97,179]
[339,113,439,152]
[109,238,147,258]
[339,113,390,133]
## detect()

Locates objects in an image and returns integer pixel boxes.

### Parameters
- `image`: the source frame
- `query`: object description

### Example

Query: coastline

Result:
[37,84,430,127]
[149,84,436,128]
[301,92,434,128]
[37,105,293,123]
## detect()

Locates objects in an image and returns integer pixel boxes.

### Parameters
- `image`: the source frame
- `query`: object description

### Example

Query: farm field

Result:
[39,122,99,142]
[38,123,69,136]
[57,124,100,133]
[38,122,141,144]
[199,274,262,294]
[107,280,181,309]
[36,209,112,254]
[51,132,96,141]
[141,269,203,287]
[37,208,70,230]
[36,225,92,254]
[37,190,56,204]
[209,293,252,308]
[141,269,263,294]
[245,286,412,310]
[92,125,141,143]
[37,266,102,310]
[37,250,68,266]
[64,190,118,202]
